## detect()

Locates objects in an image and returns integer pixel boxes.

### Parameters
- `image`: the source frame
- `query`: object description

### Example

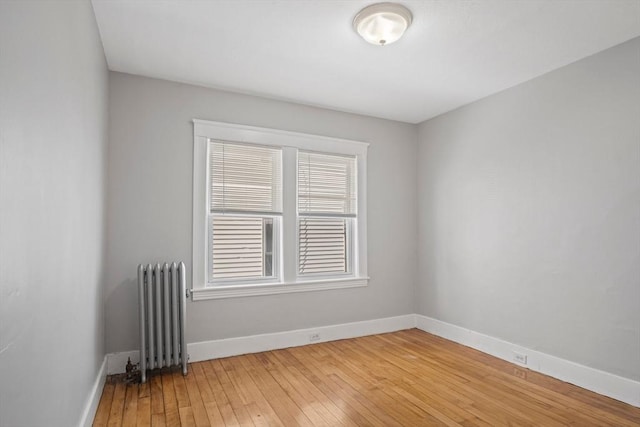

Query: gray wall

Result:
[417,38,640,380]
[105,72,417,353]
[0,1,108,426]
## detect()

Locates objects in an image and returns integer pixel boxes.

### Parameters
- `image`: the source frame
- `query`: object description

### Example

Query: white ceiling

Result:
[92,0,640,124]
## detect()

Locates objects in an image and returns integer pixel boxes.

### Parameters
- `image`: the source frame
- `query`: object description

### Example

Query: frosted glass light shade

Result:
[353,3,412,46]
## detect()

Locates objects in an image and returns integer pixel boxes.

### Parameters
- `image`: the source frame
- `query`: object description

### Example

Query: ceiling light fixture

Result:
[353,2,413,46]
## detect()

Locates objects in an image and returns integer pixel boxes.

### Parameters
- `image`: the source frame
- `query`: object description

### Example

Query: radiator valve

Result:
[126,357,134,373]
[125,357,140,383]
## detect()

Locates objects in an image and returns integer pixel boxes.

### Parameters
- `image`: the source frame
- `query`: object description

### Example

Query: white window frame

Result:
[192,119,369,300]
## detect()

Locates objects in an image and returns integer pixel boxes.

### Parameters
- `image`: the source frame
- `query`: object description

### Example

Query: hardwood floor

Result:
[94,329,640,426]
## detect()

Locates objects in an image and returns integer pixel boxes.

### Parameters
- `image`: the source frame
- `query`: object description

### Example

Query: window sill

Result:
[191,277,369,301]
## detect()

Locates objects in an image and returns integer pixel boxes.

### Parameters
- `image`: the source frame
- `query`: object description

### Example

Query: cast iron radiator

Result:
[137,262,188,383]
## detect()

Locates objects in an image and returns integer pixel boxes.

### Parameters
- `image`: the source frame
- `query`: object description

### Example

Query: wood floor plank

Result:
[201,360,241,426]
[318,341,445,426]
[566,389,640,424]
[336,337,475,424]
[191,362,225,426]
[385,331,635,426]
[93,382,115,427]
[149,374,166,427]
[171,371,190,409]
[137,381,150,400]
[121,384,139,426]
[372,334,568,422]
[269,348,376,426]
[150,413,166,427]
[247,352,341,426]
[324,340,462,426]
[135,395,151,427]
[107,382,127,427]
[239,353,315,426]
[222,356,284,426]
[94,329,640,426]
[287,345,402,427]
[210,359,256,426]
[161,371,180,427]
[262,351,359,426]
[178,406,197,427]
[368,334,565,426]
[184,363,213,427]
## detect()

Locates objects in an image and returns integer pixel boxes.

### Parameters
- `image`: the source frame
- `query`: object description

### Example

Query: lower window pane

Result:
[211,216,274,280]
[299,217,348,275]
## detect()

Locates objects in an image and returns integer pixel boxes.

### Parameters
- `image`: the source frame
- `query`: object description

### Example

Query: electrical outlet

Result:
[309,333,321,342]
[513,351,527,365]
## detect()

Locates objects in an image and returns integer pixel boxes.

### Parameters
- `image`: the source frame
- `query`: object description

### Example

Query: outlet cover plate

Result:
[513,351,528,365]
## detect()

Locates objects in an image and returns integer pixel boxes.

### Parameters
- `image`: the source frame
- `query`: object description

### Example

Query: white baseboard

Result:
[78,355,107,427]
[415,314,640,408]
[106,314,416,374]
[189,314,415,362]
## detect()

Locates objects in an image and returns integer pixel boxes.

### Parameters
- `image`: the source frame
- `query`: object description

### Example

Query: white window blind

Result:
[210,140,282,214]
[298,151,356,216]
[211,216,274,280]
[298,151,356,275]
[299,218,347,274]
[209,140,280,282]
[212,216,263,279]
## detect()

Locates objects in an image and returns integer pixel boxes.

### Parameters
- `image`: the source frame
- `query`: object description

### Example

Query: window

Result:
[209,141,281,284]
[192,120,368,300]
[298,152,356,276]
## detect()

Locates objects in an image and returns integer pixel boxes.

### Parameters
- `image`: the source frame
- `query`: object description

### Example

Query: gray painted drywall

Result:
[417,38,640,380]
[105,72,417,354]
[0,1,108,426]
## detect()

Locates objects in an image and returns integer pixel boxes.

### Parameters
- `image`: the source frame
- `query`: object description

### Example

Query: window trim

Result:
[192,119,369,301]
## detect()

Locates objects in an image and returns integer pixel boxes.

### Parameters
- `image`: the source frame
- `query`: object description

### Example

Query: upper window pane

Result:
[210,140,282,213]
[298,151,356,215]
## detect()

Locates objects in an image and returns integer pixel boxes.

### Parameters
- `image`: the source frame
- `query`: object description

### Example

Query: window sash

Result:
[210,140,282,214]
[298,151,357,216]
[208,214,280,284]
[298,216,353,276]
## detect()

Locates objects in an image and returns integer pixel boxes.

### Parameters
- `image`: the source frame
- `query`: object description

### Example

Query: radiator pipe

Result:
[137,264,147,383]
[146,263,155,372]
[171,262,179,367]
[163,263,171,369]
[179,262,188,376]
[154,263,162,370]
